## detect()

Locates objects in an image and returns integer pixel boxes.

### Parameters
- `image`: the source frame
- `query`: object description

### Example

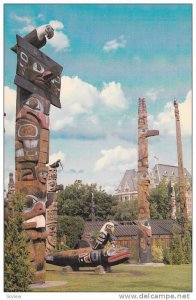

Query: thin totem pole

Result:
[46,160,63,255]
[137,98,159,263]
[4,173,15,219]
[168,180,177,220]
[12,25,63,283]
[6,172,15,203]
[173,100,188,234]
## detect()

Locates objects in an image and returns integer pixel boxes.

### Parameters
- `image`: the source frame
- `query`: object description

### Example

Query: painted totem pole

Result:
[12,25,63,283]
[173,100,188,234]
[137,98,159,263]
[168,180,176,220]
[46,160,63,255]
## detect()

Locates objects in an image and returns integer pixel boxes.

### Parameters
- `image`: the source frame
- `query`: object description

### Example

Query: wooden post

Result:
[173,100,188,234]
[137,98,159,263]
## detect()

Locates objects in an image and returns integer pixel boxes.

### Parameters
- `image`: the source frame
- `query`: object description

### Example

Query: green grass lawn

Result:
[32,263,192,292]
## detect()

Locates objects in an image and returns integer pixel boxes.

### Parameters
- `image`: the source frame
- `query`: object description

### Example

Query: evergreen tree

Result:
[182,232,192,264]
[168,227,183,265]
[4,193,32,292]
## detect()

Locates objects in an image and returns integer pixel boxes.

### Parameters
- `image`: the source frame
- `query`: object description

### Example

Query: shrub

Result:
[152,242,163,263]
[4,193,32,292]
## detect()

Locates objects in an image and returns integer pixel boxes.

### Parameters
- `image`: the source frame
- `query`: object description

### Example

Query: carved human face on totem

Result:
[16,94,50,174]
[47,167,57,192]
[36,166,48,184]
[15,35,63,108]
[47,224,57,248]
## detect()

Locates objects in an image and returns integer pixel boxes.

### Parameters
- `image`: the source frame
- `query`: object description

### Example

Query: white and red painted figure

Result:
[12,25,63,283]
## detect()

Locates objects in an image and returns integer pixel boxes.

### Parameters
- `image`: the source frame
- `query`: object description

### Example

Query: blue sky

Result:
[4,4,192,193]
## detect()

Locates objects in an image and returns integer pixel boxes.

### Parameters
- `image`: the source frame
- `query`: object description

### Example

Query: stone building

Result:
[115,164,192,219]
[152,164,192,186]
[115,169,138,202]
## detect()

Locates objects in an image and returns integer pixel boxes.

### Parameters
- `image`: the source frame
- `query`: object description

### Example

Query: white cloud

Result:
[49,20,64,30]
[178,90,192,136]
[100,82,128,109]
[12,14,33,25]
[94,145,137,172]
[4,86,16,136]
[150,90,192,136]
[4,75,129,138]
[49,151,66,165]
[11,13,35,34]
[145,87,164,102]
[11,14,69,52]
[20,25,35,34]
[50,75,99,130]
[51,76,129,131]
[46,20,69,52]
[47,30,70,52]
[103,35,127,52]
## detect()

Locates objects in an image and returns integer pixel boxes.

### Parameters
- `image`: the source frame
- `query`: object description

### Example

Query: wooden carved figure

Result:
[12,25,63,283]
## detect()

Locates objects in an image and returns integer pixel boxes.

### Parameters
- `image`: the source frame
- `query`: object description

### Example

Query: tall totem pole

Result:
[137,98,159,263]
[173,100,188,234]
[12,25,63,283]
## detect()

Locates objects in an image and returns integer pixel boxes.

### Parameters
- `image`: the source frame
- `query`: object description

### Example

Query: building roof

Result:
[153,164,191,180]
[84,219,182,238]
[116,169,137,193]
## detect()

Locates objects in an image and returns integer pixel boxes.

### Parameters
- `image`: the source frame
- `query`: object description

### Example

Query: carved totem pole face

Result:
[13,31,63,283]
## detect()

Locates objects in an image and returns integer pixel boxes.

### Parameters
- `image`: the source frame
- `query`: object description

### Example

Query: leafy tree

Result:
[111,199,138,221]
[57,215,85,249]
[4,193,32,292]
[149,179,170,219]
[57,181,117,221]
